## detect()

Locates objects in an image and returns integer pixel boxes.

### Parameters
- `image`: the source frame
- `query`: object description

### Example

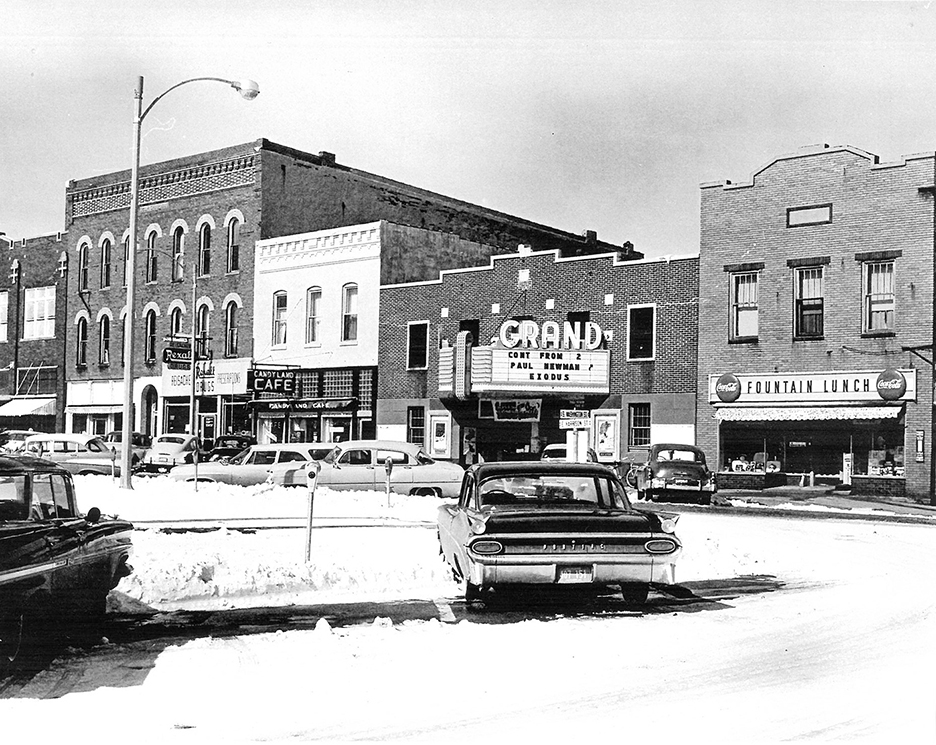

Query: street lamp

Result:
[120,75,259,489]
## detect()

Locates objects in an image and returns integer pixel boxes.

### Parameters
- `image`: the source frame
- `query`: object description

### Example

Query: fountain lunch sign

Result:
[474,319,611,395]
[708,369,917,404]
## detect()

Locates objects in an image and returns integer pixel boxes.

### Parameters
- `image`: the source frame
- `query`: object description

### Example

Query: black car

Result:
[0,456,133,672]
[206,434,257,461]
[634,443,716,504]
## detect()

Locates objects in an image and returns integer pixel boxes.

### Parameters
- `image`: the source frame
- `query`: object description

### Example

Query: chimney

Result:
[584,230,597,244]
[318,151,336,166]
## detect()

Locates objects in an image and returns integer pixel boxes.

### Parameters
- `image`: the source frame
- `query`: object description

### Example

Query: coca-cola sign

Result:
[875,368,906,401]
[715,372,742,403]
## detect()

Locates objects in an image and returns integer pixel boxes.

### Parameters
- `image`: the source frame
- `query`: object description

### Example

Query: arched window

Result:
[272,291,287,345]
[171,226,185,282]
[169,306,183,341]
[78,243,90,292]
[227,218,240,273]
[199,223,211,276]
[197,304,210,357]
[144,310,157,362]
[100,239,112,289]
[225,301,239,357]
[305,286,321,344]
[145,232,158,283]
[341,283,358,342]
[122,236,130,288]
[76,317,88,367]
[99,316,110,366]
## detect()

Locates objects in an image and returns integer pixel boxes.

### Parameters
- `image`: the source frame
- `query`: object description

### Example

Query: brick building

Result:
[697,144,935,500]
[379,246,698,465]
[0,233,69,433]
[63,138,639,442]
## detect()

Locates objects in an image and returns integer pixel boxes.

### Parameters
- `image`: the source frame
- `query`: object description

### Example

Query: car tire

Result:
[465,581,482,604]
[411,487,439,497]
[699,494,712,506]
[620,583,650,606]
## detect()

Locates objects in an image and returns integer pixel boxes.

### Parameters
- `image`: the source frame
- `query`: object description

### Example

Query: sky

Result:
[4,1,936,258]
[2,476,934,741]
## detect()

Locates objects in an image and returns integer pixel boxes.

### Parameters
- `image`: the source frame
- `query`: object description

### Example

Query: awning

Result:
[714,405,903,422]
[0,397,56,417]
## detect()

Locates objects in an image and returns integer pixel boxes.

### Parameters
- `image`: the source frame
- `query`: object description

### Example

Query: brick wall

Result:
[697,145,936,500]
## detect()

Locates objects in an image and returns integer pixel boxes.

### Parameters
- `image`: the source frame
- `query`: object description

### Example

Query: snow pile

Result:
[70,474,773,611]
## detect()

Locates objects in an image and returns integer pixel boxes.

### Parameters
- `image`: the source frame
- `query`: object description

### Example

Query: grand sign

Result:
[708,369,917,404]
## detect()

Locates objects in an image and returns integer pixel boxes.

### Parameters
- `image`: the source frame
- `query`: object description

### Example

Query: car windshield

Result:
[656,448,702,463]
[478,473,627,510]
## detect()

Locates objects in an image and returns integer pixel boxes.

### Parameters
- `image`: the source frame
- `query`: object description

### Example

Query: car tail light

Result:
[645,539,678,554]
[471,540,504,555]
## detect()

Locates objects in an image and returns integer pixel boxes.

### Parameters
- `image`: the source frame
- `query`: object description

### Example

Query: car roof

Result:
[250,443,330,450]
[651,443,703,452]
[332,439,423,453]
[469,461,616,478]
[25,433,100,443]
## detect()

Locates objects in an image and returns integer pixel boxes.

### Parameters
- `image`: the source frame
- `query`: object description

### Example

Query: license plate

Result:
[674,478,691,485]
[557,566,592,584]
[158,456,168,462]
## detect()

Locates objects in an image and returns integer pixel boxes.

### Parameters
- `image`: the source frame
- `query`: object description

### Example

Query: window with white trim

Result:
[628,403,651,447]
[198,223,211,276]
[341,283,358,342]
[225,301,239,357]
[100,238,112,289]
[794,266,824,338]
[305,287,321,344]
[407,321,429,369]
[99,316,110,365]
[144,310,157,363]
[76,317,88,367]
[78,243,90,292]
[24,286,55,339]
[0,291,8,343]
[171,226,185,283]
[227,219,240,273]
[273,291,287,345]
[863,260,895,333]
[627,305,655,360]
[730,272,758,339]
[145,232,158,283]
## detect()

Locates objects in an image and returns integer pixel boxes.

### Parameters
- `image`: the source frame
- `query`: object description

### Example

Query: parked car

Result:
[103,431,152,463]
[437,461,681,605]
[0,455,133,672]
[634,443,716,505]
[139,433,201,474]
[314,439,464,497]
[205,434,257,462]
[168,442,331,486]
[540,443,598,462]
[21,433,129,476]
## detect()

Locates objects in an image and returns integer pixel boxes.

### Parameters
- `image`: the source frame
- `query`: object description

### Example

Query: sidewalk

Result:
[713,485,936,524]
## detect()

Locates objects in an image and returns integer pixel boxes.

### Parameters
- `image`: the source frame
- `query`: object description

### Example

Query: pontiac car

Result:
[634,443,716,505]
[437,461,681,605]
[168,443,331,486]
[0,455,133,672]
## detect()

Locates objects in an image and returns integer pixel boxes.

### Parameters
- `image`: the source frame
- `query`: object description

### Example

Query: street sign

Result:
[559,409,590,430]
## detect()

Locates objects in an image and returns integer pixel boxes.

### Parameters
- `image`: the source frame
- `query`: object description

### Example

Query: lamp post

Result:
[120,75,259,489]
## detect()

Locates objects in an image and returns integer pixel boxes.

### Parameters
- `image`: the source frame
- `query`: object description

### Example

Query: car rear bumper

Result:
[466,551,680,588]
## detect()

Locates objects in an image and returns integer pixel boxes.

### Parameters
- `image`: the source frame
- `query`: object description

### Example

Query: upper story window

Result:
[77,243,90,292]
[794,266,824,338]
[197,304,210,356]
[227,219,240,273]
[627,304,655,360]
[169,306,183,341]
[100,238,112,289]
[305,287,321,344]
[122,236,130,288]
[787,203,832,228]
[76,317,88,367]
[341,283,358,342]
[171,226,185,283]
[407,321,430,369]
[224,301,239,357]
[198,223,211,276]
[145,232,158,283]
[24,286,55,339]
[0,291,8,343]
[99,316,110,366]
[863,260,895,333]
[144,310,157,363]
[730,272,759,340]
[272,291,287,345]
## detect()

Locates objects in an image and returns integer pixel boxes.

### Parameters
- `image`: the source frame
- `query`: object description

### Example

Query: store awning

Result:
[714,405,903,422]
[0,397,56,417]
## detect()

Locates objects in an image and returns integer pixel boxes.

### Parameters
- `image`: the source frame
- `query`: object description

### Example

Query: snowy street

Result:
[1,476,935,742]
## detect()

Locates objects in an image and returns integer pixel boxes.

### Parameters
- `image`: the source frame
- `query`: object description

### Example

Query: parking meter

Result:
[110,445,117,478]
[304,460,322,563]
[384,456,394,506]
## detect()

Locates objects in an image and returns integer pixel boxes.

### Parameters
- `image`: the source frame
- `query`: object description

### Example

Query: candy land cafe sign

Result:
[162,357,251,396]
[480,319,610,394]
[709,369,916,405]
